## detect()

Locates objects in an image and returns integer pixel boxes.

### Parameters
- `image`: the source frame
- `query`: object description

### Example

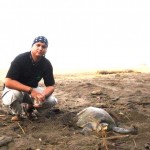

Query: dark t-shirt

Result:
[6,52,55,87]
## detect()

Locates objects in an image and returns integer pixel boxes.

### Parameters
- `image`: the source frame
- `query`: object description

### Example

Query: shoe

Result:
[21,103,38,120]
[11,115,22,121]
[21,103,34,116]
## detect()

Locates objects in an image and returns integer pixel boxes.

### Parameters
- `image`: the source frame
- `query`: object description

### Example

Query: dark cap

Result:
[32,36,48,47]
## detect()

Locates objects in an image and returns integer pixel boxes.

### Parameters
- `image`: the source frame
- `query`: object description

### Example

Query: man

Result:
[1,36,57,121]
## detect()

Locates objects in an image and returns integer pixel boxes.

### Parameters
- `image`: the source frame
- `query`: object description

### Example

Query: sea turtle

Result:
[77,106,137,135]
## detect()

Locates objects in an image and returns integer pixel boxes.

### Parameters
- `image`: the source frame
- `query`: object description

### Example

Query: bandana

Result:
[32,36,48,47]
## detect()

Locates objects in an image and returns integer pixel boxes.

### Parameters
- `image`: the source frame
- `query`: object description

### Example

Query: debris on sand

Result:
[0,136,13,147]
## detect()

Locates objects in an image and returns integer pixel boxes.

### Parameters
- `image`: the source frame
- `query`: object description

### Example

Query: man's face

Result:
[31,42,47,57]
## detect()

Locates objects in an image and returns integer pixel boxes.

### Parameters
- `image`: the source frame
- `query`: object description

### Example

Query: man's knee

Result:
[2,89,23,106]
[48,95,58,105]
[43,95,58,108]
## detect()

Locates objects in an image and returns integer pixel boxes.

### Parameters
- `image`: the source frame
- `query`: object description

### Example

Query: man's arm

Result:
[5,78,55,103]
[4,78,32,93]
[33,86,55,102]
[42,86,55,98]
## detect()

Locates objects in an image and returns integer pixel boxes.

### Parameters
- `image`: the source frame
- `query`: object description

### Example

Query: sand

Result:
[0,70,150,150]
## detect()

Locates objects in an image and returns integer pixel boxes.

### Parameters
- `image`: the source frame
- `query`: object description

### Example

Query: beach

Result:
[0,70,150,149]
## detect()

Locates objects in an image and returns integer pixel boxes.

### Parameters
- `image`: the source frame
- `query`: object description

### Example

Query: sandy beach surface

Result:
[0,69,150,150]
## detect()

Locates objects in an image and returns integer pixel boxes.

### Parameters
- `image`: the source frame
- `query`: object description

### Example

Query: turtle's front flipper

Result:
[80,126,93,135]
[80,122,96,135]
[112,125,138,134]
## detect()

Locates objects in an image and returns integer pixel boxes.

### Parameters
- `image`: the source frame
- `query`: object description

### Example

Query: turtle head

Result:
[97,123,109,132]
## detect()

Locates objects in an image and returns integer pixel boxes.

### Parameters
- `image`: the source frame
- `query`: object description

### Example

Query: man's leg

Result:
[1,87,35,120]
[42,95,58,108]
[1,87,24,116]
[33,87,58,116]
[33,87,58,108]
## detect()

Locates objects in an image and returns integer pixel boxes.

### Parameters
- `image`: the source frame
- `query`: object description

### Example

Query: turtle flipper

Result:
[80,122,96,135]
[112,125,138,134]
[80,126,93,135]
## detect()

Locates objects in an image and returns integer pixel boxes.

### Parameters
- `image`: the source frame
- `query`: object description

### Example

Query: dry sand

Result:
[0,69,150,150]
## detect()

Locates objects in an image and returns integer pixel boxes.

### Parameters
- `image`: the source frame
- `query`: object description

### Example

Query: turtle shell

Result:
[77,107,116,130]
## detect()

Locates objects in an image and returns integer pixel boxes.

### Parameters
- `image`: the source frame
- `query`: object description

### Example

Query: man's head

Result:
[32,36,48,47]
[31,36,48,58]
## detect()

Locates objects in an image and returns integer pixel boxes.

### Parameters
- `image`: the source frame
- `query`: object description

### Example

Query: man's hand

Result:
[30,89,46,102]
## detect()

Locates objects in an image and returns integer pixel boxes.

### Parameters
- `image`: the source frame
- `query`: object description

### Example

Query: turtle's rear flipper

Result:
[112,125,138,135]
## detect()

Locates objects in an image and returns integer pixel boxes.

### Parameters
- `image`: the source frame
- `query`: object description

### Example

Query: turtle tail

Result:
[112,125,138,134]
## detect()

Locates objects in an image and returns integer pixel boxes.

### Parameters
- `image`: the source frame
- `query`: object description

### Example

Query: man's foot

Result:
[11,115,22,121]
[21,103,38,120]
[11,112,38,121]
[28,110,38,120]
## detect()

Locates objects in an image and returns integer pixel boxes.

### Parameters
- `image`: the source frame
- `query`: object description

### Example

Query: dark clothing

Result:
[6,52,55,87]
